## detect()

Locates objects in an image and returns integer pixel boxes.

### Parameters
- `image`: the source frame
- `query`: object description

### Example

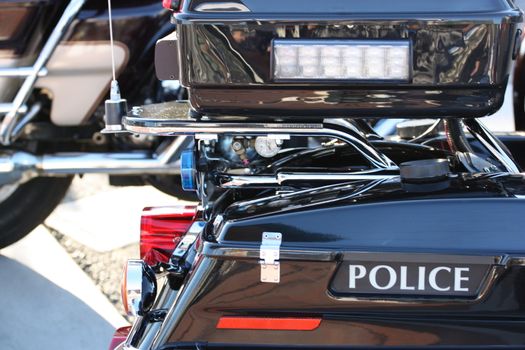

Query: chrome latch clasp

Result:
[259,232,282,283]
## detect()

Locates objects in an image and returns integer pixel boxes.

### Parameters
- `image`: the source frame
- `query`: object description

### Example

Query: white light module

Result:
[273,40,410,81]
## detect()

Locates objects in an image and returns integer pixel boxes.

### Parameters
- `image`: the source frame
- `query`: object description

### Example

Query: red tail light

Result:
[140,205,196,265]
[216,317,322,331]
[162,0,183,11]
[108,326,131,350]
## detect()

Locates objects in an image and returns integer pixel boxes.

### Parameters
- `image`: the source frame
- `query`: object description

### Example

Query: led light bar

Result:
[272,39,411,81]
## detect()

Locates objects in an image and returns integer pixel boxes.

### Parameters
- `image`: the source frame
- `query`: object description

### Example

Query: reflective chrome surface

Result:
[0,138,182,186]
[464,118,521,173]
[194,2,250,12]
[219,171,397,188]
[124,105,397,169]
[0,67,48,77]
[123,260,145,317]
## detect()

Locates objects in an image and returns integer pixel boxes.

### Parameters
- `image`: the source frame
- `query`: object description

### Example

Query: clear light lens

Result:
[273,40,410,81]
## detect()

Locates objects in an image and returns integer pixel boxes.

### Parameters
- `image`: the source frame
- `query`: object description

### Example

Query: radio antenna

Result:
[107,0,117,82]
[103,0,127,132]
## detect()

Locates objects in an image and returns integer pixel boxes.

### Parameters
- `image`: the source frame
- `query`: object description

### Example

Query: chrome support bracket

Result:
[0,0,86,145]
[259,232,282,283]
[172,221,205,260]
[195,133,218,141]
[0,67,48,78]
[123,102,398,170]
[0,104,28,115]
[463,119,520,173]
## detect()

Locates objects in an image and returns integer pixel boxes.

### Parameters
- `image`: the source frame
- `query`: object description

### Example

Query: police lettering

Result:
[349,265,470,292]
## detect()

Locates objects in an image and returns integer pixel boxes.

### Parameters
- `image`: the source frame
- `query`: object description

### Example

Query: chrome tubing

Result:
[0,0,86,145]
[124,117,398,170]
[11,103,42,140]
[219,170,398,188]
[0,67,48,78]
[0,104,27,115]
[0,138,184,186]
[39,152,179,175]
[463,119,521,174]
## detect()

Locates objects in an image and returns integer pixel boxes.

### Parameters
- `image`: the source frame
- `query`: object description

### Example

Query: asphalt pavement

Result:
[0,175,186,350]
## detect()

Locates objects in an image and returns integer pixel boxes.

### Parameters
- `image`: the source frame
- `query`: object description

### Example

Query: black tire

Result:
[0,176,73,248]
[146,175,198,202]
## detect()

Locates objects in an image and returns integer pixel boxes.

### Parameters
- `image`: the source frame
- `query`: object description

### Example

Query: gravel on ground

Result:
[45,224,137,322]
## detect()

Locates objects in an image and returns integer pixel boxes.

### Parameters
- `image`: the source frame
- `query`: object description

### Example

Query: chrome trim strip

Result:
[0,67,48,78]
[219,171,398,188]
[202,243,522,265]
[203,242,337,261]
[0,104,27,115]
[194,2,251,12]
[0,0,86,145]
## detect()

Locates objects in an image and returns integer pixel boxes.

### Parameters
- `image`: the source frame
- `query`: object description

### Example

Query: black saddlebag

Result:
[162,175,525,348]
[173,0,523,119]
[0,0,61,58]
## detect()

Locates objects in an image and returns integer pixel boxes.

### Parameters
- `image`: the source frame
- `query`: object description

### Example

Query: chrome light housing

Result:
[121,259,157,317]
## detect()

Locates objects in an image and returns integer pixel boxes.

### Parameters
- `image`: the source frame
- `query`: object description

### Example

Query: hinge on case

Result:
[259,232,282,283]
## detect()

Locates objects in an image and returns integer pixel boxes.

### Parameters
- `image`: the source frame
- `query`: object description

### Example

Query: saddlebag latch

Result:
[259,232,282,283]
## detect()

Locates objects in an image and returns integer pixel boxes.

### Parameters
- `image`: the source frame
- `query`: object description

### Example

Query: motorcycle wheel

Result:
[146,175,198,202]
[0,176,73,248]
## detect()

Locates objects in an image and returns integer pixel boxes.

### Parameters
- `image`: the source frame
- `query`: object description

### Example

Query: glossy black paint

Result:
[0,0,65,58]
[165,256,525,346]
[499,133,525,168]
[153,173,525,347]
[218,175,525,252]
[174,0,522,118]
[267,141,450,173]
[163,345,525,350]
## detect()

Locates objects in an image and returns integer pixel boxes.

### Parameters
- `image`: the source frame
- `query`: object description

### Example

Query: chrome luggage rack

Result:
[124,101,398,172]
[123,101,521,181]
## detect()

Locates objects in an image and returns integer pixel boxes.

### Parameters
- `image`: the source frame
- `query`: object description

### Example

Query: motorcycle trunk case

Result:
[176,0,522,119]
[163,175,525,349]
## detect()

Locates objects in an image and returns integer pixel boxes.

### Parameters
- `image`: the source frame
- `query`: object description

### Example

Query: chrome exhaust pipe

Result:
[0,137,187,185]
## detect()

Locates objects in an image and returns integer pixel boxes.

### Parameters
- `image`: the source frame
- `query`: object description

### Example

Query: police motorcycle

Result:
[108,0,525,348]
[0,0,196,248]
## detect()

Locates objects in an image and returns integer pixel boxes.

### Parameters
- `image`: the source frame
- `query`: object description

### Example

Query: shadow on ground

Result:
[0,256,116,350]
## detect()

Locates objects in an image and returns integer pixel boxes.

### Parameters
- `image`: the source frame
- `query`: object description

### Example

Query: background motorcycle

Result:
[0,0,192,248]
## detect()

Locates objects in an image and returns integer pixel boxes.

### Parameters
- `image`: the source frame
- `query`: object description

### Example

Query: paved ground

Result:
[0,175,190,350]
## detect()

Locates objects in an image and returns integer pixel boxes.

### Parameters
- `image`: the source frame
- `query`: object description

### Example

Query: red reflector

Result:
[140,205,196,265]
[162,0,172,10]
[216,317,321,331]
[162,0,183,11]
[108,326,131,350]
